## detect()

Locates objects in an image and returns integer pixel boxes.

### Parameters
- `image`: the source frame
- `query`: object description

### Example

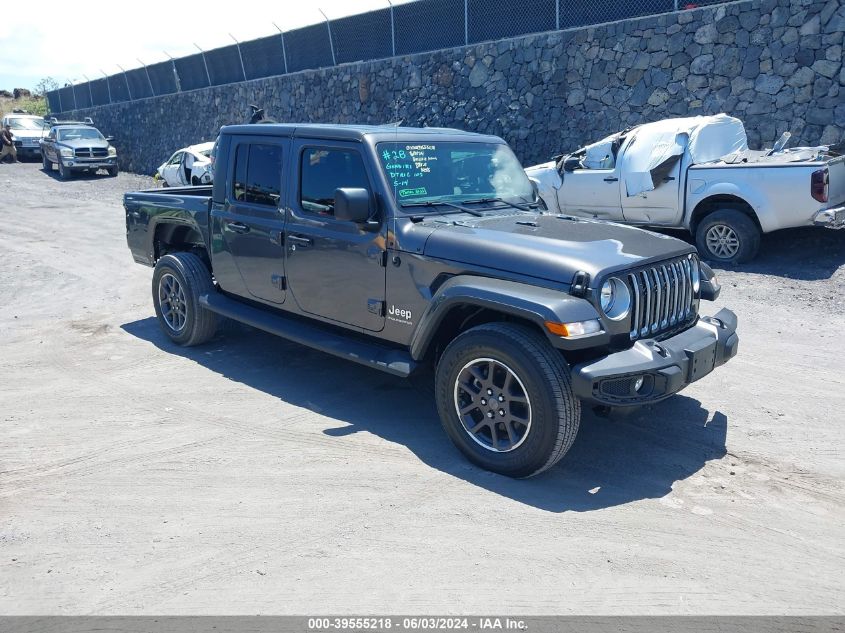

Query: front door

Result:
[210,135,288,304]
[161,151,184,187]
[284,141,387,332]
[560,167,622,220]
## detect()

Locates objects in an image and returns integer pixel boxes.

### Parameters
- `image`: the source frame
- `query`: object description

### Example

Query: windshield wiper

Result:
[460,197,538,212]
[400,200,483,217]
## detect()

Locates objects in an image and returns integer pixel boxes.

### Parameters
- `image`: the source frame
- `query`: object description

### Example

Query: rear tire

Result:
[695,209,760,264]
[152,253,219,346]
[435,323,580,478]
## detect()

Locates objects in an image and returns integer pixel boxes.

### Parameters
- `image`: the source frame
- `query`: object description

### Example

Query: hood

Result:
[12,129,48,140]
[422,213,693,283]
[61,138,109,149]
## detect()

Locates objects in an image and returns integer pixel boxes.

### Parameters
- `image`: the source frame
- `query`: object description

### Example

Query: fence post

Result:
[57,90,63,113]
[83,75,94,106]
[194,43,213,87]
[464,0,469,45]
[273,23,289,74]
[556,0,560,29]
[165,52,182,92]
[138,59,155,96]
[387,0,396,56]
[230,34,248,81]
[674,0,679,10]
[117,64,134,101]
[100,69,112,104]
[68,80,78,110]
[319,9,337,66]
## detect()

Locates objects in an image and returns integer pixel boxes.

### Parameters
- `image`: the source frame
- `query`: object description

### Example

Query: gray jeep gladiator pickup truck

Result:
[124,124,738,478]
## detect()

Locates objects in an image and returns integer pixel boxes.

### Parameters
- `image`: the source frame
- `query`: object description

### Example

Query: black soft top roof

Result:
[220,123,503,144]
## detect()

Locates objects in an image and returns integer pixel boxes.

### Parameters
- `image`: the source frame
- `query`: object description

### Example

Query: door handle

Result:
[603,177,619,182]
[226,221,250,234]
[287,234,313,246]
[662,176,676,182]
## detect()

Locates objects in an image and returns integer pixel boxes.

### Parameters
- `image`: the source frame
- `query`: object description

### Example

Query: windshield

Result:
[57,127,104,142]
[8,118,48,131]
[377,141,533,208]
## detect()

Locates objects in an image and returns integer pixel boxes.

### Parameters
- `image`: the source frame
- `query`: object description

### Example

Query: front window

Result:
[377,141,533,208]
[7,117,48,131]
[57,127,105,142]
[300,148,369,215]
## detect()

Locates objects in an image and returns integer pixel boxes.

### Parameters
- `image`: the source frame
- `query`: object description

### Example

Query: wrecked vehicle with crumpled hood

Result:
[526,114,845,263]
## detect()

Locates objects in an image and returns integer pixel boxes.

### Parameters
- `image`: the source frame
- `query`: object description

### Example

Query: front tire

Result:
[152,253,219,346]
[435,323,580,478]
[58,160,71,180]
[107,166,118,177]
[42,153,51,171]
[695,209,760,264]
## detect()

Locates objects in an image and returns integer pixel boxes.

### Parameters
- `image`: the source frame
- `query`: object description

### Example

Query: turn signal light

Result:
[545,320,602,337]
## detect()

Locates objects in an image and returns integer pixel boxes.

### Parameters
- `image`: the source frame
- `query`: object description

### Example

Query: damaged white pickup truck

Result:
[526,114,845,263]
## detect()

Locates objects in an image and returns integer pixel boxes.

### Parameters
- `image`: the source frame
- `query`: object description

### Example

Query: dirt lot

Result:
[1,160,843,614]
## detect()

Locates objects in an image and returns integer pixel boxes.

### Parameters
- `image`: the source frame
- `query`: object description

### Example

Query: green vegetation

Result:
[0,95,49,117]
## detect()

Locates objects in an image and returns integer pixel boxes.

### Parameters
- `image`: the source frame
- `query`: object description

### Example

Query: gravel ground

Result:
[1,160,843,614]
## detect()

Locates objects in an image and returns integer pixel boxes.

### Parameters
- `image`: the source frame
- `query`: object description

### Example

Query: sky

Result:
[0,0,414,92]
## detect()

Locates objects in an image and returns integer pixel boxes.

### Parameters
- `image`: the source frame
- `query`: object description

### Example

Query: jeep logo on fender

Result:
[387,304,412,323]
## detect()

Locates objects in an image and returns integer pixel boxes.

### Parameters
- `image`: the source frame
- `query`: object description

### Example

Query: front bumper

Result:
[13,141,42,156]
[571,308,738,406]
[64,157,117,170]
[813,206,845,228]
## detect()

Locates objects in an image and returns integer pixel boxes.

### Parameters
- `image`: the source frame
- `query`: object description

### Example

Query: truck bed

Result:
[124,186,213,266]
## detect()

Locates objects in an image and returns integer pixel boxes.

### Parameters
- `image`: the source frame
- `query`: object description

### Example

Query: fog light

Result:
[633,376,645,392]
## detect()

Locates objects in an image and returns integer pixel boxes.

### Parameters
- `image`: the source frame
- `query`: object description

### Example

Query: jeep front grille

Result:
[75,147,108,158]
[628,257,698,340]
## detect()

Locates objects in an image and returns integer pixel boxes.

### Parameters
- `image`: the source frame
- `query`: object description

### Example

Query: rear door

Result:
[210,134,289,304]
[621,154,684,225]
[284,140,387,332]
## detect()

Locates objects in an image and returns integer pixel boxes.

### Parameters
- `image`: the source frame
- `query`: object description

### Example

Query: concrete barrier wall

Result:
[57,0,844,175]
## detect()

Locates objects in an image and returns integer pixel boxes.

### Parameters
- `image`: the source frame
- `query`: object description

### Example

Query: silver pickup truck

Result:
[526,114,845,263]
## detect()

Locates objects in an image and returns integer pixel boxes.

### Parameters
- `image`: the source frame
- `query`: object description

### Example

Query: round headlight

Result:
[690,256,701,293]
[600,277,631,321]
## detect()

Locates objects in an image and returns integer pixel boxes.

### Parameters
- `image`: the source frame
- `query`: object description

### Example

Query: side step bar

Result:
[200,292,418,378]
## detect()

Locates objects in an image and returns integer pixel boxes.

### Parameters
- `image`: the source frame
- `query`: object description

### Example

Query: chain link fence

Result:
[46,0,730,113]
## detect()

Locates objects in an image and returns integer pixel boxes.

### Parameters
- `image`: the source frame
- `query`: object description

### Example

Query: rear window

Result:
[232,143,283,207]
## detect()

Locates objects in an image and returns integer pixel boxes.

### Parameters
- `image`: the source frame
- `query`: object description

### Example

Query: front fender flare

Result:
[409,276,607,360]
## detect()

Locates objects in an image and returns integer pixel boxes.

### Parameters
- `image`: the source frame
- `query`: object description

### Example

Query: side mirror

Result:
[105,136,115,143]
[563,155,581,172]
[334,187,371,223]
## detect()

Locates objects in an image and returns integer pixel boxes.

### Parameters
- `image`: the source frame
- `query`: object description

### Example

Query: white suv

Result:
[1,112,50,159]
